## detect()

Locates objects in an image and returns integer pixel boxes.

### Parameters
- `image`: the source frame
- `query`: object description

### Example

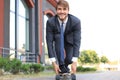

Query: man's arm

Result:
[46,20,61,74]
[46,20,55,58]
[73,20,81,57]
[71,20,81,74]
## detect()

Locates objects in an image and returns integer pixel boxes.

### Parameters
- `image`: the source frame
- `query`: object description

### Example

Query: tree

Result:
[79,50,100,64]
[100,56,109,64]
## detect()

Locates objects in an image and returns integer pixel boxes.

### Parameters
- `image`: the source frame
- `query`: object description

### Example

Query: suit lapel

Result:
[55,16,61,32]
[65,16,70,34]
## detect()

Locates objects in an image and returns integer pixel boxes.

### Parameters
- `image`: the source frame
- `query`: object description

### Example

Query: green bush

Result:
[10,58,22,74]
[20,63,31,74]
[0,57,6,68]
[77,66,97,72]
[0,57,45,74]
[31,64,44,73]
[45,65,53,70]
[21,63,45,74]
[76,66,83,72]
[3,58,11,72]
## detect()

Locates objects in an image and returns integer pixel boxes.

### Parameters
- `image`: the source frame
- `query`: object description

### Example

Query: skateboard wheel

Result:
[71,74,76,80]
[55,75,61,80]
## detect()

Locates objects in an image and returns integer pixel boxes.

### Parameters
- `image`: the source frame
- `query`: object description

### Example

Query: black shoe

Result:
[71,73,76,80]
[59,65,68,73]
[65,66,70,73]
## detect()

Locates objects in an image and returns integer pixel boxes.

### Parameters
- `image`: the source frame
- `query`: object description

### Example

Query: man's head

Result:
[56,0,69,21]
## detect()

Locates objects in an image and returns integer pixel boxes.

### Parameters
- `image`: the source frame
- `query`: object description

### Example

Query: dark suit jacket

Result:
[46,14,81,59]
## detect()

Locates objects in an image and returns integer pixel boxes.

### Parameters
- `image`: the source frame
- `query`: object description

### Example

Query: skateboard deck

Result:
[56,73,72,80]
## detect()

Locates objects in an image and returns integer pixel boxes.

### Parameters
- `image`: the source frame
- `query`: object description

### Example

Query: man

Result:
[46,0,81,78]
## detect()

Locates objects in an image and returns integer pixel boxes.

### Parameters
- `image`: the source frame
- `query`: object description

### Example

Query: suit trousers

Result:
[56,43,73,66]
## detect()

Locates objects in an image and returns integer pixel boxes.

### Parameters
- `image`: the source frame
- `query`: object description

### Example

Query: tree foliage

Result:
[79,50,100,64]
[100,55,109,64]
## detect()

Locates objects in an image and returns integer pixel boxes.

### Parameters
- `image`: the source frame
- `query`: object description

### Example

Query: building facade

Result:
[0,0,57,63]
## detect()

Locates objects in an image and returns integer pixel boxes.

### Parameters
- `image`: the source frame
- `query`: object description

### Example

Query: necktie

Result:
[60,22,64,62]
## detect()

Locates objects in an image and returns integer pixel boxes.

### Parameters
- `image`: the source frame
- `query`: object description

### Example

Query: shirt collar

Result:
[58,16,68,24]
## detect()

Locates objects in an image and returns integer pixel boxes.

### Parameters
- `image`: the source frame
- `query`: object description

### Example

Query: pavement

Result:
[18,71,120,80]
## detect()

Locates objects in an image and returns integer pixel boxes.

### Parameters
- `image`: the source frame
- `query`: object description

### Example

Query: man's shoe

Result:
[65,66,70,73]
[59,65,68,73]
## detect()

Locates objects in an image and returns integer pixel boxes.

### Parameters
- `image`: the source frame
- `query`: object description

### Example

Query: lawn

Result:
[0,71,55,80]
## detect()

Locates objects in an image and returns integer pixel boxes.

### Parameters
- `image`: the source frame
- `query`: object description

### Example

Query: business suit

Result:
[46,14,81,66]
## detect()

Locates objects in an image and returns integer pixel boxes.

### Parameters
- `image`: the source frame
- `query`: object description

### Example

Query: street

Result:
[19,71,120,80]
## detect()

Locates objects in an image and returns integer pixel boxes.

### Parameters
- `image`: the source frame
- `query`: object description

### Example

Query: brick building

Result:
[0,0,58,63]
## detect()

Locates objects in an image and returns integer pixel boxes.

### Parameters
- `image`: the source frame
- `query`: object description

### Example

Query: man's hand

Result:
[52,62,61,74]
[71,62,77,74]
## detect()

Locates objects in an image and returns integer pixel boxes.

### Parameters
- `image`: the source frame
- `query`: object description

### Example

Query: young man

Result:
[46,0,81,78]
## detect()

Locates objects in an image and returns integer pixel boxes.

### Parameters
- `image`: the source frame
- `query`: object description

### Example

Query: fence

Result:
[0,47,36,63]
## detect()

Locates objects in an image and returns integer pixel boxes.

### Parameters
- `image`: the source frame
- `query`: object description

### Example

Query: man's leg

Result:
[55,46,68,73]
[65,46,77,80]
[55,53,68,73]
[64,45,73,72]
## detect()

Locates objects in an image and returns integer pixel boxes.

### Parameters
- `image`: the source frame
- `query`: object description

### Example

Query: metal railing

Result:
[0,47,36,63]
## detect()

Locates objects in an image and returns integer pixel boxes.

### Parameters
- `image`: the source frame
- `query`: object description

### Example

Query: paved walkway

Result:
[18,71,120,80]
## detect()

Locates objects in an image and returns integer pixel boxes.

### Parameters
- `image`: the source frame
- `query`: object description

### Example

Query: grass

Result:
[0,71,99,80]
[0,71,55,80]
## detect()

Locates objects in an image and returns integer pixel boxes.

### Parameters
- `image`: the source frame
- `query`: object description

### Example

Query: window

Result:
[10,0,29,58]
[10,0,15,50]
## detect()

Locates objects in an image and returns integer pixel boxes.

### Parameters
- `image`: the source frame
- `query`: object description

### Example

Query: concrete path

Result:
[77,71,120,80]
[18,71,120,80]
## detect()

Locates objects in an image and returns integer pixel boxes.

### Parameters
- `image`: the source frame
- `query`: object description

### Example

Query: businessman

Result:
[46,0,81,78]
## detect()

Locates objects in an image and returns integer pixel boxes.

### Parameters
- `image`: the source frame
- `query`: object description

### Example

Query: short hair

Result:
[56,0,69,10]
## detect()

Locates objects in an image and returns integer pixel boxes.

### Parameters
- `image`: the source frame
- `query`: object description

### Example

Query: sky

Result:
[66,0,120,61]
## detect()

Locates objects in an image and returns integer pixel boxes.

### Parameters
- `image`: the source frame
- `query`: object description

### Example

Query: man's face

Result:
[56,5,69,21]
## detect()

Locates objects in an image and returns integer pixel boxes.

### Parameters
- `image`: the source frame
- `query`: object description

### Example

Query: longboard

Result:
[55,73,72,80]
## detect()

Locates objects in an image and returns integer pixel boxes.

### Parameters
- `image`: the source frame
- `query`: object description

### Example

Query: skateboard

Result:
[55,73,73,80]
